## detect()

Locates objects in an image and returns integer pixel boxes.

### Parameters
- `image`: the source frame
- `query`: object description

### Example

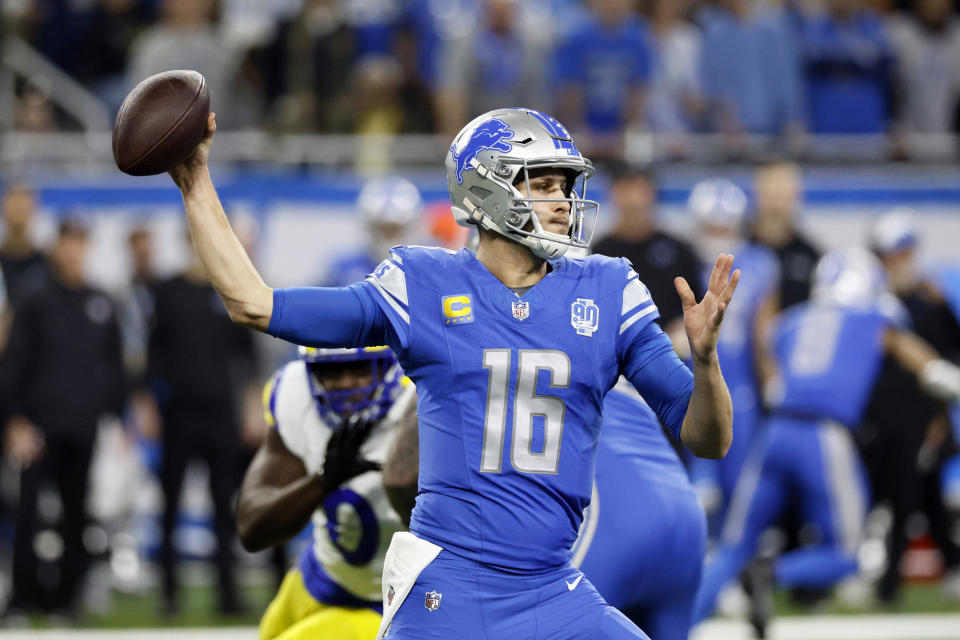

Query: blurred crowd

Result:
[5,0,960,159]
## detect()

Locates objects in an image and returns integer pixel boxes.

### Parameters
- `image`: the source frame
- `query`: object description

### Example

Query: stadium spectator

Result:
[592,163,704,347]
[126,0,242,128]
[552,0,654,158]
[697,0,805,140]
[260,0,357,133]
[435,0,551,138]
[797,0,895,133]
[749,160,820,310]
[146,239,258,617]
[1,218,126,621]
[887,0,960,137]
[645,0,705,137]
[74,0,156,112]
[861,211,960,603]
[0,184,48,313]
[116,226,156,381]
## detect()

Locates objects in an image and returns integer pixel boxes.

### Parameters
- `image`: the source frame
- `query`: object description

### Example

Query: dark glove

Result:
[317,416,381,491]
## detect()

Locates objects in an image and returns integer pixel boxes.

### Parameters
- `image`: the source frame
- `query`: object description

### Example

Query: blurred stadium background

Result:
[1,0,960,638]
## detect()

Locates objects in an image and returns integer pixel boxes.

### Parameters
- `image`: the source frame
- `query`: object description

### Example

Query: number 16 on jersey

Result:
[480,349,571,475]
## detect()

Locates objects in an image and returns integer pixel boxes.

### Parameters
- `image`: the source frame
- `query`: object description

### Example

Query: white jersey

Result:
[266,360,411,602]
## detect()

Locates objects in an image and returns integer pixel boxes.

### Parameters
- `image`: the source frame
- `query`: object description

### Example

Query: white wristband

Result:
[919,359,960,402]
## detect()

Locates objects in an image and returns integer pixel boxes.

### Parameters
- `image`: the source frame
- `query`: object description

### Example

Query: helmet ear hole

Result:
[470,186,493,199]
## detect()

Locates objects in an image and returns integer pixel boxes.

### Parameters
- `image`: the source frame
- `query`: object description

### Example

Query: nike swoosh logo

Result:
[566,575,583,591]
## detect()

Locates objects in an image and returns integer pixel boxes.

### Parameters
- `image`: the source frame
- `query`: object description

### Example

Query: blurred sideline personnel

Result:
[686,179,779,533]
[0,184,48,314]
[323,176,421,287]
[384,379,708,640]
[750,161,820,311]
[145,237,258,616]
[861,211,960,603]
[164,107,738,640]
[1,219,126,620]
[694,248,960,635]
[593,164,704,351]
[236,346,414,640]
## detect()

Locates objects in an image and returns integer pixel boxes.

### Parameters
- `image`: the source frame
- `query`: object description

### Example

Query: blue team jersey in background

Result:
[361,246,691,571]
[771,302,892,428]
[552,15,653,134]
[713,244,779,435]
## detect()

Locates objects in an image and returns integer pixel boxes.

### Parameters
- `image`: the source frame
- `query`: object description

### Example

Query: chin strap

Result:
[920,359,960,403]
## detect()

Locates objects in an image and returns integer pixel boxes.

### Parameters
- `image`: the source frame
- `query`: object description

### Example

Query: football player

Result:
[686,179,780,531]
[323,176,422,286]
[693,248,960,633]
[236,346,414,640]
[167,108,739,640]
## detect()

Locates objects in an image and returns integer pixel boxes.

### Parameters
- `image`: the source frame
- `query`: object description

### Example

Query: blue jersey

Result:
[593,383,689,486]
[712,244,778,431]
[771,302,892,428]
[552,15,653,134]
[323,251,378,288]
[362,246,693,571]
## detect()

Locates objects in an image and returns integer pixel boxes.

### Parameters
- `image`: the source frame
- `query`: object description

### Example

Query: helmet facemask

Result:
[299,347,403,430]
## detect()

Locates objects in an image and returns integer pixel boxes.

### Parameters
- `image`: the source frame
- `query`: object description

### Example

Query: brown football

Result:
[112,70,210,176]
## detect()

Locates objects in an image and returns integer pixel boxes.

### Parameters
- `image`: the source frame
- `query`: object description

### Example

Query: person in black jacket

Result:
[1,218,125,619]
[145,239,258,616]
[593,163,704,351]
[749,160,820,311]
[861,211,960,603]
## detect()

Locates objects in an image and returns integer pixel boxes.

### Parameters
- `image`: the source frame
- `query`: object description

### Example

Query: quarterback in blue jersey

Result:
[693,248,960,633]
[686,179,780,530]
[166,108,740,640]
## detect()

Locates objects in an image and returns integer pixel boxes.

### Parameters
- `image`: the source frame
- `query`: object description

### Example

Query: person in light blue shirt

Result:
[552,0,653,147]
[697,0,804,136]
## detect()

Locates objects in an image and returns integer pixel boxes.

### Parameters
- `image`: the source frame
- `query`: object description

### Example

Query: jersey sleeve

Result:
[267,282,398,351]
[617,261,661,342]
[619,320,693,440]
[361,248,412,350]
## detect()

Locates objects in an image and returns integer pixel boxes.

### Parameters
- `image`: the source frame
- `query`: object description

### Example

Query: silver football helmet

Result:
[811,247,888,309]
[445,108,598,260]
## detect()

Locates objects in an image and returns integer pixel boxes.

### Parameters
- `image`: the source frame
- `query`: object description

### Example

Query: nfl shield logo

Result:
[387,585,395,606]
[424,590,442,612]
[511,299,530,321]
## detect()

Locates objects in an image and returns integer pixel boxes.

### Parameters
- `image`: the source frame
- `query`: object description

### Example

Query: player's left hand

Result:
[675,254,741,365]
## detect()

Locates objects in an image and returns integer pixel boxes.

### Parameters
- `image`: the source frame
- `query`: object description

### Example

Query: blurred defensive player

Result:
[323,176,422,286]
[573,384,707,640]
[236,346,415,640]
[686,179,780,531]
[693,247,960,634]
[166,107,739,640]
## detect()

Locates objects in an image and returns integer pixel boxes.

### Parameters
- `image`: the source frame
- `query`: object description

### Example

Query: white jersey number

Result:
[480,349,570,475]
